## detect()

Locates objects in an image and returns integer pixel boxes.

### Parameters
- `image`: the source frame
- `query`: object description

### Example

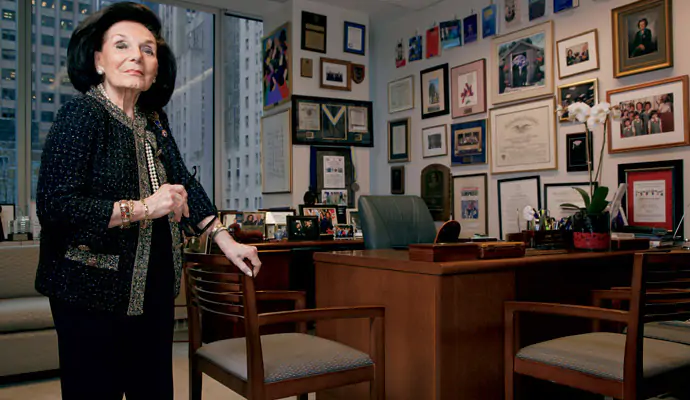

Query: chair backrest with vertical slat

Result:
[638,252,690,323]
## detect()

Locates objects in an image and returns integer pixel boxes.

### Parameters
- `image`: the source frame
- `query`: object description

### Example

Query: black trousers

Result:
[51,218,175,400]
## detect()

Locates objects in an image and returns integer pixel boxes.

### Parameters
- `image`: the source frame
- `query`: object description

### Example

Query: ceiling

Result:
[195,0,445,20]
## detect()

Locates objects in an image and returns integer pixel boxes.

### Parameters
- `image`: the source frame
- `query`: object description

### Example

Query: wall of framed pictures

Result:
[368,0,690,239]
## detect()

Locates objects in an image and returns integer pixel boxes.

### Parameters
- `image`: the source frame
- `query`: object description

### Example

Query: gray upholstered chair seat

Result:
[516,332,690,381]
[0,297,55,333]
[641,321,690,345]
[197,333,373,383]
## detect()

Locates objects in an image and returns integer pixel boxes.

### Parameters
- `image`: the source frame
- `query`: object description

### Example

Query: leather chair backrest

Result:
[358,195,437,249]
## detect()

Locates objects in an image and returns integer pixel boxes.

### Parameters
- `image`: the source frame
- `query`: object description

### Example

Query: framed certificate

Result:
[497,176,541,240]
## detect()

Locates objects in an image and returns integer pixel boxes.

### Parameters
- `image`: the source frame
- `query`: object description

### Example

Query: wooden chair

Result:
[184,253,385,400]
[505,251,690,400]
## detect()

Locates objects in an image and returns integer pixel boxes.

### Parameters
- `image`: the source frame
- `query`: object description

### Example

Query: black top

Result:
[35,90,215,315]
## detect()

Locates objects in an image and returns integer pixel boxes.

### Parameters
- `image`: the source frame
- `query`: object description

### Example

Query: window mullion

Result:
[17,0,32,214]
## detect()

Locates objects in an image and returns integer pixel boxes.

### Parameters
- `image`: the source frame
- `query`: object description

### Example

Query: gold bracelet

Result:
[140,198,150,228]
[210,222,226,242]
[128,200,136,220]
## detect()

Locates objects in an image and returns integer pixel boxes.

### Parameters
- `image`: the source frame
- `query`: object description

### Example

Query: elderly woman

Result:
[35,3,260,399]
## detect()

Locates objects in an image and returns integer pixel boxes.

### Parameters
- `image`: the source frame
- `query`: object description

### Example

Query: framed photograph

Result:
[241,211,267,235]
[554,0,579,13]
[489,97,557,174]
[453,173,488,237]
[388,118,410,163]
[261,209,297,225]
[299,205,339,236]
[391,166,405,194]
[311,146,354,208]
[388,75,414,114]
[320,57,351,91]
[422,124,448,158]
[426,26,440,58]
[292,95,373,147]
[482,4,498,38]
[395,40,407,68]
[544,182,592,221]
[557,78,598,122]
[409,35,423,62]
[440,19,461,49]
[529,0,546,21]
[565,131,593,173]
[618,159,683,232]
[262,22,291,110]
[1,204,15,240]
[301,11,327,53]
[463,14,478,44]
[497,176,541,239]
[421,164,451,221]
[346,208,362,237]
[335,224,355,239]
[287,215,320,241]
[451,59,487,118]
[612,0,672,78]
[502,0,522,32]
[607,76,689,154]
[300,58,313,78]
[261,109,292,194]
[218,210,241,227]
[450,119,487,166]
[321,189,348,206]
[557,29,599,79]
[492,21,554,105]
[420,63,450,119]
[344,21,365,55]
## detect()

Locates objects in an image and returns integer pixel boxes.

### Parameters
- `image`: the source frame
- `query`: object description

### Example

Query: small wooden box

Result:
[611,238,650,251]
[409,242,526,262]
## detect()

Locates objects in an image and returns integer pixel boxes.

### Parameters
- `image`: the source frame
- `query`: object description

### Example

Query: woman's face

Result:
[95,21,158,93]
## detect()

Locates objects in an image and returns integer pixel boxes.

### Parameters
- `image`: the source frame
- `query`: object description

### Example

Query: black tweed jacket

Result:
[35,88,215,315]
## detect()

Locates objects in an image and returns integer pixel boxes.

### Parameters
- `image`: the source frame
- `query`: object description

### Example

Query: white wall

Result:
[370,0,690,238]
[262,0,371,209]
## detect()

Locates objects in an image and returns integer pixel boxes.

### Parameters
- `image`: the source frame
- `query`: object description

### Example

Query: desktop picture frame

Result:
[286,215,320,241]
[452,173,488,237]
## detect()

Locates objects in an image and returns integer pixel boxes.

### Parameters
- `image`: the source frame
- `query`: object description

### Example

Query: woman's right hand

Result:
[145,184,190,222]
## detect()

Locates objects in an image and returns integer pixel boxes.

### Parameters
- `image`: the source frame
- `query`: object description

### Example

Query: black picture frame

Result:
[497,175,542,239]
[420,63,450,120]
[310,146,354,208]
[292,95,373,147]
[391,165,405,194]
[617,159,683,233]
[298,204,343,237]
[566,132,593,172]
[286,215,320,241]
[301,11,327,54]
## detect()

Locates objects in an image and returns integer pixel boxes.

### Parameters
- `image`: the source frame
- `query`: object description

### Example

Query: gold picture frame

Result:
[557,78,599,123]
[556,29,600,79]
[320,57,352,91]
[612,0,672,78]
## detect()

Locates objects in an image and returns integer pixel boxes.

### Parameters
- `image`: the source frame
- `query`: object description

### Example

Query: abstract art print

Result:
[262,22,291,110]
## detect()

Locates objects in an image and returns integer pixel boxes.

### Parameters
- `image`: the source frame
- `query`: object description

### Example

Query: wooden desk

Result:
[314,249,639,400]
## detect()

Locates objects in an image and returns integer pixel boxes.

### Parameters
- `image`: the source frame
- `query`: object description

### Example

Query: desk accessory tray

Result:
[409,242,526,262]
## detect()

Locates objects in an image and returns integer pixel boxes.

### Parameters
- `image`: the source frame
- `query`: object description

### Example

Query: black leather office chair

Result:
[358,195,437,249]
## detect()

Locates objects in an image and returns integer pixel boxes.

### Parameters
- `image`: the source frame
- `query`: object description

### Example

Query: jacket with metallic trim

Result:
[35,90,215,315]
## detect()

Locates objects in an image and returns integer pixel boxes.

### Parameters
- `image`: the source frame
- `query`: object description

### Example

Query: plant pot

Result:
[572,211,611,251]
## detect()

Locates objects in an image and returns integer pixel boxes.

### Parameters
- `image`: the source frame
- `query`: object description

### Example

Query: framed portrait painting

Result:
[320,58,351,91]
[489,97,557,174]
[451,59,487,118]
[262,22,291,110]
[453,173,488,237]
[422,124,448,158]
[556,29,600,79]
[492,21,554,105]
[388,118,410,163]
[607,76,689,154]
[612,0,672,78]
[450,119,487,166]
[557,78,598,122]
[388,75,414,114]
[618,159,683,233]
[420,63,450,119]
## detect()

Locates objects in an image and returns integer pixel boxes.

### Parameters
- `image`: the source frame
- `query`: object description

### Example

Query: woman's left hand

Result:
[216,232,262,276]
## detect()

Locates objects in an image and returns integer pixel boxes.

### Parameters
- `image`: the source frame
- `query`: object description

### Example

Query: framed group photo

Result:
[388,117,411,162]
[607,76,689,154]
[451,59,487,118]
[320,57,351,91]
[420,63,450,119]
[453,173,488,237]
[557,78,598,123]
[556,29,600,79]
[422,125,448,158]
[299,205,340,237]
[612,0,673,78]
[450,119,487,166]
[492,21,554,105]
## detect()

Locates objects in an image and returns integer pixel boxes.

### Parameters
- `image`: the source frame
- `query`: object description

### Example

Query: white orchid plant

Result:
[557,101,621,215]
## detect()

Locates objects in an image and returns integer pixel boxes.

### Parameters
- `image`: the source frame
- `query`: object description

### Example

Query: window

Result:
[245,96,248,108]
[61,0,73,12]
[245,135,249,147]
[40,34,54,46]
[60,56,66,67]
[61,75,71,85]
[41,54,55,65]
[254,197,257,208]
[2,89,15,100]
[245,174,249,187]
[236,168,240,178]
[245,115,248,128]
[245,57,249,70]
[245,155,249,167]
[234,199,240,209]
[228,159,231,170]
[245,77,248,89]
[41,16,55,27]
[2,29,15,41]
[41,73,55,84]
[59,94,72,103]
[41,111,54,122]
[60,37,69,48]
[2,10,15,21]
[245,198,249,209]
[78,3,90,14]
[245,38,249,50]
[1,107,15,119]
[43,0,56,8]
[1,49,15,60]
[60,19,73,30]
[1,69,15,81]
[41,93,55,103]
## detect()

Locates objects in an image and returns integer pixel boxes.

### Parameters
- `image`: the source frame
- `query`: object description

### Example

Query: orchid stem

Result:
[594,123,607,184]
[585,126,593,199]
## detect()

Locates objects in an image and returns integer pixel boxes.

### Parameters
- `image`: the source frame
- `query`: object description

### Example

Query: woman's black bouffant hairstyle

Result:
[67,2,176,110]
